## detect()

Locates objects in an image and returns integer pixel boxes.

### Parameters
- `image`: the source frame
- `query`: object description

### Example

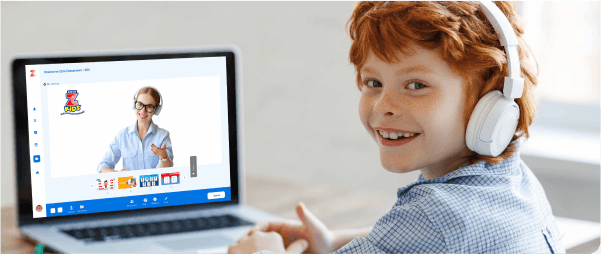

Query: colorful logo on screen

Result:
[62,90,85,115]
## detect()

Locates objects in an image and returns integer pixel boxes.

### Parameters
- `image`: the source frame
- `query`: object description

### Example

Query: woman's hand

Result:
[100,167,130,173]
[151,144,168,159]
[228,231,308,254]
[100,167,118,173]
[248,203,336,254]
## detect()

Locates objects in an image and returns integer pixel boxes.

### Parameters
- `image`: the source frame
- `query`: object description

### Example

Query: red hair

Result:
[348,1,538,165]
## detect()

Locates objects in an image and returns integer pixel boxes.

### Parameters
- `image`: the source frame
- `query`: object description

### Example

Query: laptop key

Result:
[109,226,121,236]
[171,220,183,232]
[64,229,87,239]
[206,217,219,229]
[218,216,230,227]
[147,223,160,235]
[84,229,96,238]
[134,224,149,237]
[159,222,171,233]
[92,234,105,242]
[122,225,134,232]
[182,219,195,231]
[194,218,207,229]
[119,230,135,239]
[99,227,116,237]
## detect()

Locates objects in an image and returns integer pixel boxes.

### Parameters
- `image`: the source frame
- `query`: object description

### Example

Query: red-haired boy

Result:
[230,1,564,253]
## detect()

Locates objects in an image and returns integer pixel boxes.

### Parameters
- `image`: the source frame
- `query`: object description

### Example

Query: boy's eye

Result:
[366,80,382,88]
[408,81,426,90]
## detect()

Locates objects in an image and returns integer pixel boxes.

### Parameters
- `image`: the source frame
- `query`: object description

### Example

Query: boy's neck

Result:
[420,149,471,179]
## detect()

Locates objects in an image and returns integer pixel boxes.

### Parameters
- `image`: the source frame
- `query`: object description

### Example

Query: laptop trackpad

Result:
[157,235,234,251]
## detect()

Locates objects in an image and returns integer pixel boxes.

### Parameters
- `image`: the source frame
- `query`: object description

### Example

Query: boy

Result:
[229,1,564,253]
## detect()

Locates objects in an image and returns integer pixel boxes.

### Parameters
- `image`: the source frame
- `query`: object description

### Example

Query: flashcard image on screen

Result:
[118,176,137,189]
[140,174,159,187]
[161,172,180,185]
[96,178,115,191]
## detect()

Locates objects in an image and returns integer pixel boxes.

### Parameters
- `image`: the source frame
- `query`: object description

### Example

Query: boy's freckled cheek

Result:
[428,94,466,142]
[406,98,438,124]
[358,95,376,136]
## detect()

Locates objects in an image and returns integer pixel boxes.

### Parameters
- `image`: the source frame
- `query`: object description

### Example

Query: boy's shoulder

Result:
[390,153,558,252]
[396,153,546,220]
[397,152,526,202]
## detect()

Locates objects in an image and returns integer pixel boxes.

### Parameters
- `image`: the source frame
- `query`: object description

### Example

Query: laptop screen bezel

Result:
[12,49,241,226]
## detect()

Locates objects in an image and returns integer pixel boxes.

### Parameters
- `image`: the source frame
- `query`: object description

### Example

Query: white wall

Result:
[1,2,419,207]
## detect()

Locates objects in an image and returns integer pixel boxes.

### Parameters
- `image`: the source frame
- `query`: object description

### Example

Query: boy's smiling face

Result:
[359,44,472,179]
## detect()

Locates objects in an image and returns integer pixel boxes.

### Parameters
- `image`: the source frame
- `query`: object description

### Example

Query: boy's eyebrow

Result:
[360,65,434,76]
[360,66,378,75]
[396,65,435,75]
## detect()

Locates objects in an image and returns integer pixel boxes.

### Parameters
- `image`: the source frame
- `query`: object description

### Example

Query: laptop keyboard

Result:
[62,214,253,242]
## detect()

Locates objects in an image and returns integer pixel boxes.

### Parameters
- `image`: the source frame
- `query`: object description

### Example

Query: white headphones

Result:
[133,86,163,116]
[465,1,524,157]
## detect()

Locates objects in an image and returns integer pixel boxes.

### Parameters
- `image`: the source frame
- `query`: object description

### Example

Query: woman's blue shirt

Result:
[97,120,173,172]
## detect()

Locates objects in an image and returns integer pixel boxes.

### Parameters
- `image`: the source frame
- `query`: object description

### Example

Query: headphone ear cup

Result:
[466,91,519,157]
[154,105,161,116]
[133,89,139,110]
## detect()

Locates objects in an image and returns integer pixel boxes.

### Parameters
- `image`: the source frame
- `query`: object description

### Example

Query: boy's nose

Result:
[373,91,402,117]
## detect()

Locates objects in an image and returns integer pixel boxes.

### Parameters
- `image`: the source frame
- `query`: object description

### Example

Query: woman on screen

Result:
[98,86,174,173]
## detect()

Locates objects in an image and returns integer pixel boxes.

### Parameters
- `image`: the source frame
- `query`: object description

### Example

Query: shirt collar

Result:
[397,149,521,198]
[128,120,157,135]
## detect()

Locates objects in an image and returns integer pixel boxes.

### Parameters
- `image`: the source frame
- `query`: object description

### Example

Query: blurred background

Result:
[2,1,599,227]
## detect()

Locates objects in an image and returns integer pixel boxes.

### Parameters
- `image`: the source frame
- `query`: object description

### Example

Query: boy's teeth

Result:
[389,133,398,139]
[379,130,417,139]
[380,130,389,138]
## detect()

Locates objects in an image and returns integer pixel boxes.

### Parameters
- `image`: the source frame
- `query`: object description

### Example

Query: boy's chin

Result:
[380,159,416,174]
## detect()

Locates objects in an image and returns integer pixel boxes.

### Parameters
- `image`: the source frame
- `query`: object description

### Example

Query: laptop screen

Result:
[16,51,238,219]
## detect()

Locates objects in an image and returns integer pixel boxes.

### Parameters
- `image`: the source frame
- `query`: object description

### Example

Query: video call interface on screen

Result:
[25,56,233,218]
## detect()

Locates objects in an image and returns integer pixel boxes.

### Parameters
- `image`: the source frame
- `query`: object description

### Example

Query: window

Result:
[518,2,599,166]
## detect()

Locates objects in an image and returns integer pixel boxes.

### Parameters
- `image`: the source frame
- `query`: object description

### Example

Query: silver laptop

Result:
[11,45,277,253]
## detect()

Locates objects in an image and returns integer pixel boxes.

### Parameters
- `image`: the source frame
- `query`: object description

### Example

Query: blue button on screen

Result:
[33,155,40,163]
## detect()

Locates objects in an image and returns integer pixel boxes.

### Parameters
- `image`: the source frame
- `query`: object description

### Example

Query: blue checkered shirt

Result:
[333,151,565,253]
[253,151,564,254]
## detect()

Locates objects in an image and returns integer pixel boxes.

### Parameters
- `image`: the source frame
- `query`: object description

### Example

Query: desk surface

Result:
[2,173,599,253]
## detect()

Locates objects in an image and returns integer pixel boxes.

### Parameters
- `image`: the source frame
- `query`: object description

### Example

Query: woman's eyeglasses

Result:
[135,101,157,113]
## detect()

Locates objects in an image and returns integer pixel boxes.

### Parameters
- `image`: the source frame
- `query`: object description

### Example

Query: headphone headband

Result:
[478,0,524,99]
[468,1,524,156]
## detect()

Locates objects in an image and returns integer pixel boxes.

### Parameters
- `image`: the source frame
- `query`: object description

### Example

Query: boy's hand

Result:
[228,231,308,254]
[249,202,336,254]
